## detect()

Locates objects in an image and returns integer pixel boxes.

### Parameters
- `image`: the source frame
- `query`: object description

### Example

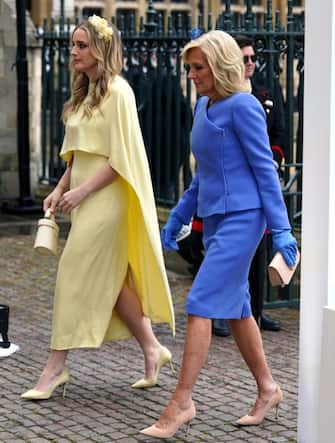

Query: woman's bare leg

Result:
[115,284,163,378]
[32,282,163,390]
[155,314,211,428]
[34,350,68,391]
[229,316,278,411]
[32,282,168,390]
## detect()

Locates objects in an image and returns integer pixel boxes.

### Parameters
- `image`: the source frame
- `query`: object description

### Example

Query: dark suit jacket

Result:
[252,78,286,165]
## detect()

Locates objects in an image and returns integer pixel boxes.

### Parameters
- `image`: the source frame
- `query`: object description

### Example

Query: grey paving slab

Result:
[0,229,298,443]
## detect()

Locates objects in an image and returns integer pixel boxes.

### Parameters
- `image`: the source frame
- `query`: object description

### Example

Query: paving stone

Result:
[0,228,299,442]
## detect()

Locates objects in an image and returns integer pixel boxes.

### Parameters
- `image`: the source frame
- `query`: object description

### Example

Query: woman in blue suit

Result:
[140,30,298,439]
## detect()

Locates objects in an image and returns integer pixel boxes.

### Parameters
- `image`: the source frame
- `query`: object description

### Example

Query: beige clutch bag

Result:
[268,250,300,287]
[33,209,59,256]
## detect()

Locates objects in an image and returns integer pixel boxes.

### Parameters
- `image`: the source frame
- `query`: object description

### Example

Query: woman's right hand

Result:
[43,187,63,214]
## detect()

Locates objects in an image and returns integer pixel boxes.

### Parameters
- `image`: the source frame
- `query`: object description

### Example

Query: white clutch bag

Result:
[268,250,300,287]
[33,209,59,256]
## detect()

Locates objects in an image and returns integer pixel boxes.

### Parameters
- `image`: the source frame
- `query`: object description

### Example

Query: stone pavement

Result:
[0,214,298,443]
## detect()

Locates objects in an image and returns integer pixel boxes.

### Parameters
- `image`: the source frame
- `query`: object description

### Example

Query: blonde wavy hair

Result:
[182,30,250,98]
[62,20,123,121]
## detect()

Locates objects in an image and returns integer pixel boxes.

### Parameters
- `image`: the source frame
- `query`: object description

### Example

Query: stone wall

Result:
[0,0,18,198]
[52,0,74,17]
[0,0,40,201]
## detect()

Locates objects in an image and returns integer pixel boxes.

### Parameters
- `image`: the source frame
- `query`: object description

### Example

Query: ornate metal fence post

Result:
[144,0,157,36]
[57,15,70,178]
[285,0,295,168]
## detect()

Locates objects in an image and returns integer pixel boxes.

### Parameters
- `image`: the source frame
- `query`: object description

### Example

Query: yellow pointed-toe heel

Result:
[235,385,283,426]
[140,400,196,439]
[132,346,175,389]
[21,368,70,400]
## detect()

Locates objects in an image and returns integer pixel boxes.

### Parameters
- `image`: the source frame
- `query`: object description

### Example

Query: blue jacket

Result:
[174,92,291,231]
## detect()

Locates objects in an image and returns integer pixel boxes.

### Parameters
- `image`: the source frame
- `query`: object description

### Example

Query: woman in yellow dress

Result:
[21,15,175,400]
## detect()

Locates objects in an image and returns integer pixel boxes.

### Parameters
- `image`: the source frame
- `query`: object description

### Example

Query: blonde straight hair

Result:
[182,30,250,98]
[62,21,123,121]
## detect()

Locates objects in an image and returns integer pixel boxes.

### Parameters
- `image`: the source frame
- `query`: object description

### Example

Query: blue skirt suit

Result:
[173,93,291,319]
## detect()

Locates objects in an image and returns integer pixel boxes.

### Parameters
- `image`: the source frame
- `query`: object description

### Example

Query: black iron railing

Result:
[39,0,304,307]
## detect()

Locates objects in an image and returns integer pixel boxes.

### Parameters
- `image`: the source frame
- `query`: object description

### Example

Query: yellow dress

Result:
[51,76,175,350]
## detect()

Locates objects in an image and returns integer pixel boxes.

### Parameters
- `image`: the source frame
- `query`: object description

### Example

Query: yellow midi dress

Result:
[51,76,175,350]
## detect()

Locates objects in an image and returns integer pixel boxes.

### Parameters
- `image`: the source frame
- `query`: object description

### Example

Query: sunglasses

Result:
[243,54,256,64]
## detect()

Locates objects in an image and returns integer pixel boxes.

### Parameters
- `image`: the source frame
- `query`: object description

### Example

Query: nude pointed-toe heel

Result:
[132,346,174,389]
[140,400,196,439]
[236,385,283,426]
[21,368,70,400]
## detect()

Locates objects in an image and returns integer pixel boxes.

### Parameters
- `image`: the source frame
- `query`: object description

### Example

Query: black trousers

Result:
[0,304,10,346]
[249,235,267,324]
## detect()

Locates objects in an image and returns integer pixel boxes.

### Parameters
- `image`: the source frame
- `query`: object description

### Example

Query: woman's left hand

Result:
[271,229,298,267]
[57,186,88,214]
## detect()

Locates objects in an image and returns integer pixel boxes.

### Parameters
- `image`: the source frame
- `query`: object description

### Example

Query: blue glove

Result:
[161,212,184,251]
[271,229,298,267]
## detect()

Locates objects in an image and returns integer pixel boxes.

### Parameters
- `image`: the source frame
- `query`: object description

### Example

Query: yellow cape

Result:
[60,75,175,335]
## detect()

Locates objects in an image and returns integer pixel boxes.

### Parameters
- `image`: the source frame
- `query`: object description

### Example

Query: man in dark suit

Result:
[239,35,286,171]
[178,35,285,336]
[233,35,285,333]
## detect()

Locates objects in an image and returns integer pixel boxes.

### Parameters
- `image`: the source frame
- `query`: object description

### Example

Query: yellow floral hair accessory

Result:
[88,15,113,41]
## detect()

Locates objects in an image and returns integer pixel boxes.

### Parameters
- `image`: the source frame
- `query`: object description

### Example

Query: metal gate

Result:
[39,0,304,307]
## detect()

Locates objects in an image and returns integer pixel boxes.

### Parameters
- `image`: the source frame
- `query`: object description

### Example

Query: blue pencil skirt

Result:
[186,209,266,319]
